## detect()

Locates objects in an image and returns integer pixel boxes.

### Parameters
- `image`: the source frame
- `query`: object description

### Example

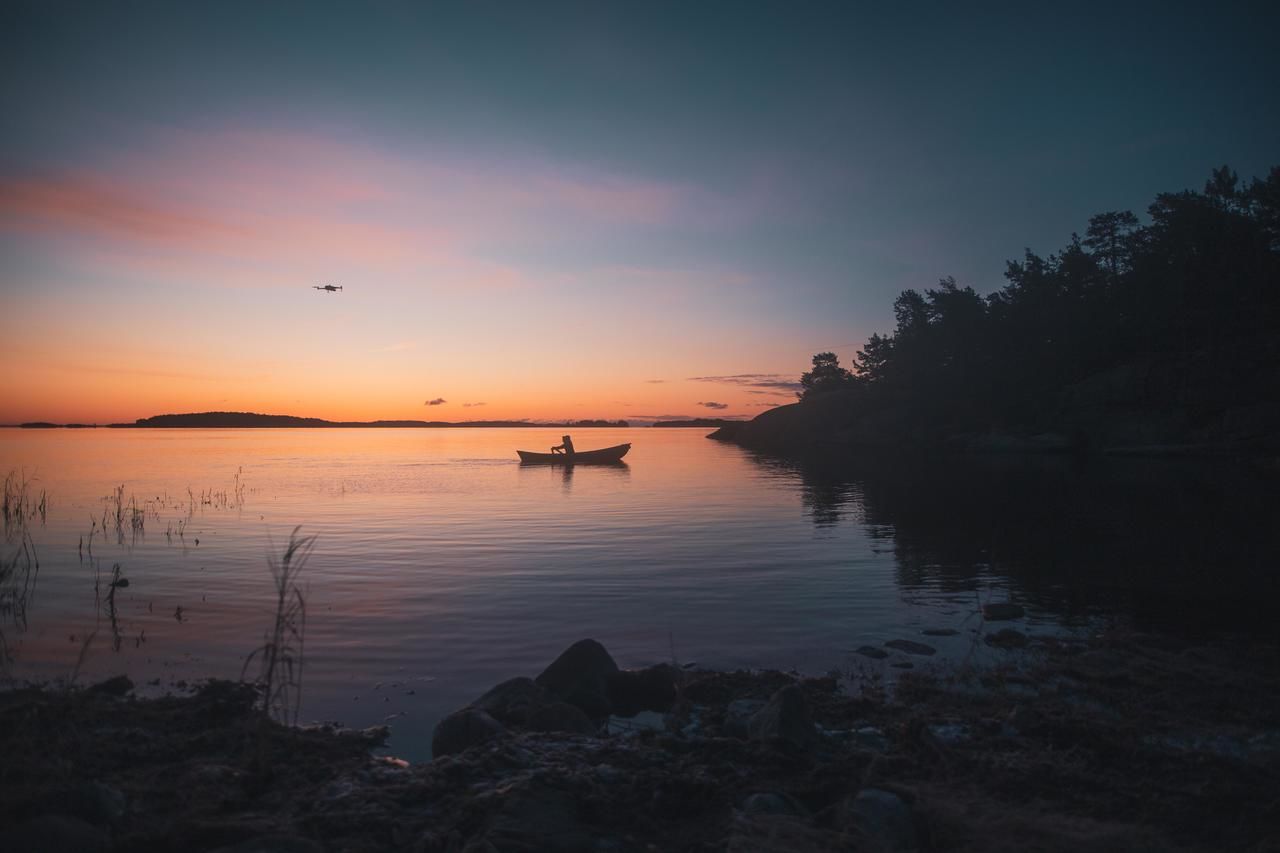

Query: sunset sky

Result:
[2,1,1277,424]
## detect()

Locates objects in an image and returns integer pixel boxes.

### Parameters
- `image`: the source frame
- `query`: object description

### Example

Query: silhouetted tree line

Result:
[800,165,1280,430]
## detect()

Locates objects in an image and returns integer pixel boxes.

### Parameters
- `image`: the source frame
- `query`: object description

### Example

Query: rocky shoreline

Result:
[3,631,1278,852]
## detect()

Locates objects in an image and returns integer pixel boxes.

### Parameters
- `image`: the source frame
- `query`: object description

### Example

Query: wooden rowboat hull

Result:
[516,443,631,464]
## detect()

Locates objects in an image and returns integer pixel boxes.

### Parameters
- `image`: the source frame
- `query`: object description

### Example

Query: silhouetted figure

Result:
[550,434,575,456]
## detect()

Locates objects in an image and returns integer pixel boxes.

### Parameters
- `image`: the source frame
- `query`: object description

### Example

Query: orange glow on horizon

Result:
[1,129,822,425]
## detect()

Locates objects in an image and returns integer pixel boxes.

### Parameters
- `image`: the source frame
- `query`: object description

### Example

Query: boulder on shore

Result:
[431,708,506,758]
[747,685,818,746]
[607,663,680,716]
[535,638,620,718]
[432,640,686,757]
[849,788,917,851]
[525,701,598,735]
[473,677,551,726]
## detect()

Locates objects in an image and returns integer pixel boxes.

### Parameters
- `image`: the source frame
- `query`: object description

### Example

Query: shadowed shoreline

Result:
[3,632,1277,852]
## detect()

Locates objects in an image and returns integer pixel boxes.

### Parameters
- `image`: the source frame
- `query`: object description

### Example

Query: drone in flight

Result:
[313,284,344,293]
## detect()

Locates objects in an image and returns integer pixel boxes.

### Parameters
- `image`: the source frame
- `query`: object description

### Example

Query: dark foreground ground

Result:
[2,630,1278,853]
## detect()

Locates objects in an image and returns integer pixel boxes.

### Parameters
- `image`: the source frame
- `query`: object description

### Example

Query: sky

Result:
[2,1,1277,424]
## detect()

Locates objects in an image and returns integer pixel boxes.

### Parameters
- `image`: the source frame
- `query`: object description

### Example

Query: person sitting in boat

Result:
[550,434,575,456]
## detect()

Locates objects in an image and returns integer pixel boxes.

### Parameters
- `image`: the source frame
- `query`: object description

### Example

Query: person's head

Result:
[561,435,571,442]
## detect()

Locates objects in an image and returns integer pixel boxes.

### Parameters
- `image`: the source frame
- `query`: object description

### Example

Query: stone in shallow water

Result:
[885,639,936,656]
[982,602,1025,621]
[855,645,889,660]
[985,628,1030,649]
[922,628,959,636]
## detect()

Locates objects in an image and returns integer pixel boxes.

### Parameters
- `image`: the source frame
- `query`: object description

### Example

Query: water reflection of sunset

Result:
[0,427,934,761]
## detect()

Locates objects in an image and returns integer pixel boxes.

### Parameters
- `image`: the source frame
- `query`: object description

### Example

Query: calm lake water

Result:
[2,427,1277,760]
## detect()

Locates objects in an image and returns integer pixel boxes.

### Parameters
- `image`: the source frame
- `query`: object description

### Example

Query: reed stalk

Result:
[242,526,314,725]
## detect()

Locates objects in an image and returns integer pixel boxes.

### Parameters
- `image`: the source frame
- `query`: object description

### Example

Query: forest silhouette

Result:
[795,165,1280,450]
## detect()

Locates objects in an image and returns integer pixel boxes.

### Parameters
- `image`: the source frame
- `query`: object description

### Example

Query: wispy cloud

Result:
[0,171,454,277]
[688,374,803,394]
[0,175,251,244]
[644,379,666,384]
[0,127,753,305]
[629,413,697,422]
[462,401,486,408]
[697,401,729,410]
[38,360,239,383]
[425,397,447,406]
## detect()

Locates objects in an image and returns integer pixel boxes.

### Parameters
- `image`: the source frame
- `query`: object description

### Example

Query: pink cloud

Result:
[108,127,706,229]
[0,175,250,244]
[0,172,451,268]
[0,127,753,294]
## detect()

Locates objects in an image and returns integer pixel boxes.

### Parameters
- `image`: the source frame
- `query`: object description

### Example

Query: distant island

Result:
[19,412,631,429]
[651,418,744,428]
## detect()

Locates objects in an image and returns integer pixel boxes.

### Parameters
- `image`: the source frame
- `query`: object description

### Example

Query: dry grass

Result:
[242,526,314,725]
[2,470,46,541]
[0,529,39,672]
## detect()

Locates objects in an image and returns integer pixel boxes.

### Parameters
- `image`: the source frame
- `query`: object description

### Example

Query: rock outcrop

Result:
[5,635,1278,852]
[431,640,684,759]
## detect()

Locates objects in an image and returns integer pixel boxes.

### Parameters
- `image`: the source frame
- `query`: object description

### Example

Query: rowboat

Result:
[516,443,631,464]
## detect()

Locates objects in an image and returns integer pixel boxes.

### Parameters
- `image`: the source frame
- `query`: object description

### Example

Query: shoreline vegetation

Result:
[715,166,1280,459]
[2,631,1276,852]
